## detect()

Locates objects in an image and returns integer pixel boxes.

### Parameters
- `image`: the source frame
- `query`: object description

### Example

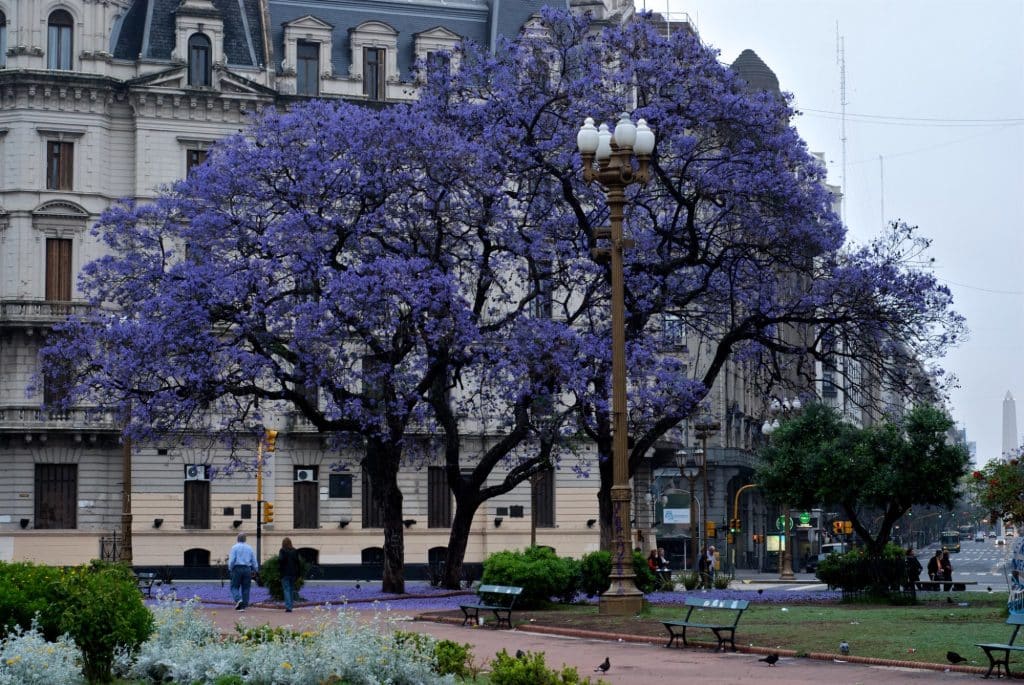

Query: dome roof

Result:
[731,49,780,94]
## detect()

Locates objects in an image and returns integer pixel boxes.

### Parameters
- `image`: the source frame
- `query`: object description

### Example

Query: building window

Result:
[662,313,687,348]
[47,10,74,70]
[46,141,74,190]
[529,260,553,319]
[183,548,211,566]
[183,479,210,528]
[34,464,77,529]
[188,33,212,87]
[328,473,352,498]
[363,47,385,100]
[45,238,72,301]
[427,466,452,528]
[425,51,451,78]
[361,470,384,528]
[296,41,319,96]
[293,466,319,529]
[186,149,208,175]
[1,12,7,69]
[532,468,555,528]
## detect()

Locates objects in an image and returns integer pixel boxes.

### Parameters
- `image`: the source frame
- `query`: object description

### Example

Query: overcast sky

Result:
[655,0,1024,464]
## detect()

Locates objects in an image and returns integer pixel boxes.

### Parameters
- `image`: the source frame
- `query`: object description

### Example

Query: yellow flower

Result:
[281,662,293,670]
[6,656,21,665]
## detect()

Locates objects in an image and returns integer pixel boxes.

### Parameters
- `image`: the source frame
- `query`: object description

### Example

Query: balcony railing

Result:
[0,405,117,431]
[0,299,93,326]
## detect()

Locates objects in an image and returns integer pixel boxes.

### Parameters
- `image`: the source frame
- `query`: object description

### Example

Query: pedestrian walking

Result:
[940,550,953,592]
[905,548,922,590]
[927,549,941,581]
[278,537,301,612]
[228,533,259,610]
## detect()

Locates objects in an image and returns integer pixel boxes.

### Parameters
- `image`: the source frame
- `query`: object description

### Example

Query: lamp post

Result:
[577,113,655,616]
[694,417,720,558]
[677,451,701,571]
[761,397,801,580]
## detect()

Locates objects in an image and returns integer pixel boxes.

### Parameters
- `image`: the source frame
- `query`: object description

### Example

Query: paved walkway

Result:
[198,604,979,683]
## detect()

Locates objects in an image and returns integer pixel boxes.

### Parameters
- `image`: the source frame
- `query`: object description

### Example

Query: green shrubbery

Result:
[482,547,581,607]
[0,560,153,683]
[817,543,909,599]
[490,649,606,685]
[578,550,658,597]
[256,554,310,601]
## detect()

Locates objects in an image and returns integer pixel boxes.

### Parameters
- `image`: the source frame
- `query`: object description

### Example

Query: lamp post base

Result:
[598,584,644,615]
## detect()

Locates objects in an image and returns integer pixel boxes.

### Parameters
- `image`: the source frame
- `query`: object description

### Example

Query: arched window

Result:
[1,12,7,69]
[47,10,74,70]
[188,33,212,87]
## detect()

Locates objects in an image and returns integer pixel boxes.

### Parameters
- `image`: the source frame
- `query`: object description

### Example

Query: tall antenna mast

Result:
[836,22,848,225]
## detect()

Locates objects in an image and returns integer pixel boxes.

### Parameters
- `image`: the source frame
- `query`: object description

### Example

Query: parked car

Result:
[996,537,1007,546]
[805,542,848,573]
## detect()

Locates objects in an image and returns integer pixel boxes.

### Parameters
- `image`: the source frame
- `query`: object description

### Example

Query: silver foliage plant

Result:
[116,597,453,684]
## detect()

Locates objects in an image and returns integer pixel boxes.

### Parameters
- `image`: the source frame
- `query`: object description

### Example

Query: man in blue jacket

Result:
[228,533,259,610]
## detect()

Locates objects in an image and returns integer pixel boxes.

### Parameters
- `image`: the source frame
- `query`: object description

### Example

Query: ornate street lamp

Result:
[694,417,720,556]
[676,449,701,570]
[577,114,655,615]
[762,397,801,580]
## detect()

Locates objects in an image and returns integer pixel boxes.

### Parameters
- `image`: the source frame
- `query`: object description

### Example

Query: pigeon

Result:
[355,583,361,590]
[595,657,610,673]
[515,649,526,660]
[947,651,968,664]
[839,641,850,655]
[758,653,779,666]
[988,586,994,593]
[757,588,764,595]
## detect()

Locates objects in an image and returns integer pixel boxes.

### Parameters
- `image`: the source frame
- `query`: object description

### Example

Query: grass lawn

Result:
[430,592,1017,669]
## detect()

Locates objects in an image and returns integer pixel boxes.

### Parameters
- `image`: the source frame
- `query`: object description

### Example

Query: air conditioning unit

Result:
[184,464,208,481]
[295,469,317,483]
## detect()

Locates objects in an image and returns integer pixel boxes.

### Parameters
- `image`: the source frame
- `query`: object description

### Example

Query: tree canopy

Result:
[756,403,971,554]
[42,9,965,589]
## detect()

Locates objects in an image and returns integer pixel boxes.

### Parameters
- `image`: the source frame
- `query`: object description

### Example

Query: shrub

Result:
[0,622,83,685]
[681,572,700,590]
[0,562,64,640]
[57,560,153,683]
[816,543,908,599]
[257,554,310,602]
[712,574,731,590]
[578,551,658,597]
[490,649,606,685]
[482,547,580,607]
[433,639,472,678]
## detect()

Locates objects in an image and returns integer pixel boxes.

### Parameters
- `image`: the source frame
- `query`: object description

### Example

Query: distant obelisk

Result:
[1003,391,1019,460]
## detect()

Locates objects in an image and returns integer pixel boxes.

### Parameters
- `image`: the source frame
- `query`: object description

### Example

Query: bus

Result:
[940,531,961,553]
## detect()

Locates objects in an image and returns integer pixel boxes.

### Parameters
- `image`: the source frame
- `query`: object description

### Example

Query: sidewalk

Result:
[195,603,982,684]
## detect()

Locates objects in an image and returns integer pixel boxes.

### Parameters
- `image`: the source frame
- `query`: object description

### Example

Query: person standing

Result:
[279,538,301,612]
[228,533,258,610]
[940,550,954,592]
[927,549,941,581]
[905,548,923,590]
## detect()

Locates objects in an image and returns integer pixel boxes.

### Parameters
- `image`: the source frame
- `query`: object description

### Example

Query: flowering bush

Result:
[119,598,455,684]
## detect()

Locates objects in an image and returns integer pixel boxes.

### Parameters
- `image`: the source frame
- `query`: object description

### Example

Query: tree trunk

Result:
[442,497,481,590]
[366,441,406,594]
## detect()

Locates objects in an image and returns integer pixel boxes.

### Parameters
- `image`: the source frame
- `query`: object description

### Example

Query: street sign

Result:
[799,511,811,526]
[663,508,691,524]
[776,515,795,531]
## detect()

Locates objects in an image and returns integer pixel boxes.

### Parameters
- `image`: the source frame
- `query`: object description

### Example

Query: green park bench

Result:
[976,614,1024,678]
[459,584,522,629]
[662,597,749,652]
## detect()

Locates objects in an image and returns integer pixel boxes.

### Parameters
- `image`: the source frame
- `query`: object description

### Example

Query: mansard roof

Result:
[112,0,266,69]
[268,0,552,77]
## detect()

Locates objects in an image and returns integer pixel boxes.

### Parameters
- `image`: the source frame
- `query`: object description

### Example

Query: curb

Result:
[415,615,999,678]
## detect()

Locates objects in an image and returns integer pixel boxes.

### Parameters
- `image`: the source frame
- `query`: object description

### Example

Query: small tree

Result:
[972,453,1024,527]
[757,403,970,555]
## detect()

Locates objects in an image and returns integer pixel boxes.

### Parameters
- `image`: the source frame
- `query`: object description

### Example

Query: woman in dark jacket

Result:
[279,537,301,612]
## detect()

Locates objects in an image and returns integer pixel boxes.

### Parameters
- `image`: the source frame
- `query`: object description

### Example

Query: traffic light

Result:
[265,430,278,452]
[832,520,843,535]
[706,520,717,538]
[263,501,274,523]
[729,518,741,534]
[843,520,854,535]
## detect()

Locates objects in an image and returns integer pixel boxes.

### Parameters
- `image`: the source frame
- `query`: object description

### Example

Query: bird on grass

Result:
[987,586,994,593]
[757,588,764,595]
[758,653,779,666]
[947,651,968,664]
[839,641,850,655]
[595,657,610,673]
